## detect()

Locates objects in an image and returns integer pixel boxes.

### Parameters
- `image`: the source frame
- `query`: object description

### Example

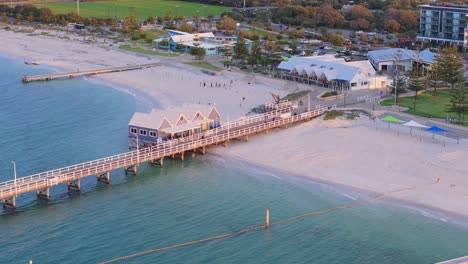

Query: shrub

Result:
[324,110,344,120]
[321,91,338,98]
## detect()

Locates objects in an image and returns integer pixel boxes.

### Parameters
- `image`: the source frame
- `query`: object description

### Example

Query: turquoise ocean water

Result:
[0,55,467,264]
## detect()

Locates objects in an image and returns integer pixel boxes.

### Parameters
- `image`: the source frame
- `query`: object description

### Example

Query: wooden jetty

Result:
[0,108,327,209]
[22,63,161,83]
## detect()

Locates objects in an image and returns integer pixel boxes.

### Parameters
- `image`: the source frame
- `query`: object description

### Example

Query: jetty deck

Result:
[0,108,327,209]
[22,63,161,83]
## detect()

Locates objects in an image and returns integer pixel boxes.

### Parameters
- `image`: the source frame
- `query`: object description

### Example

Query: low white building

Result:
[367,48,435,74]
[277,55,388,91]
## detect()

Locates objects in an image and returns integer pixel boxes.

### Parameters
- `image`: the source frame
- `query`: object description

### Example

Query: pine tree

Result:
[408,57,426,111]
[233,33,248,65]
[438,46,463,89]
[447,77,468,123]
[190,43,206,60]
[428,59,442,96]
[389,76,406,104]
[247,40,262,69]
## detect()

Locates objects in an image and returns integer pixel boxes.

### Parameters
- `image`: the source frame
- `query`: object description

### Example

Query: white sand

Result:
[2,28,468,219]
[0,28,302,119]
[212,116,468,218]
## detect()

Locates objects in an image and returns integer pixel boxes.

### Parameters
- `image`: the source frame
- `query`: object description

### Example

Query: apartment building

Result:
[418,4,468,47]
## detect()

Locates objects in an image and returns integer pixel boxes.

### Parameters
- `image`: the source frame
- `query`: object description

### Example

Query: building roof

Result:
[129,104,219,131]
[128,112,160,129]
[416,49,434,64]
[160,118,214,134]
[368,48,435,64]
[367,48,417,63]
[278,56,362,82]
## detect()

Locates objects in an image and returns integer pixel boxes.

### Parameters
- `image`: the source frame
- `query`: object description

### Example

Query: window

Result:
[351,83,357,87]
[149,131,157,137]
[139,129,147,136]
[361,82,368,86]
[130,128,137,134]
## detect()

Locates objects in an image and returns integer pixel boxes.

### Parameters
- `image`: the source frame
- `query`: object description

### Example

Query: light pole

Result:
[11,161,17,196]
[175,6,179,21]
[77,0,80,16]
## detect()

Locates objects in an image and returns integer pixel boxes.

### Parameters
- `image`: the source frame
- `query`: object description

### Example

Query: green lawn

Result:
[37,0,231,19]
[184,61,222,72]
[118,44,179,57]
[380,90,458,119]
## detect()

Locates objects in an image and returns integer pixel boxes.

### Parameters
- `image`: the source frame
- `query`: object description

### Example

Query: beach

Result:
[213,116,468,219]
[1,27,468,221]
[0,28,300,118]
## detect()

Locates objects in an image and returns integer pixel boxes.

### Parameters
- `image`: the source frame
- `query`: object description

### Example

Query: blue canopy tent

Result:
[425,126,453,146]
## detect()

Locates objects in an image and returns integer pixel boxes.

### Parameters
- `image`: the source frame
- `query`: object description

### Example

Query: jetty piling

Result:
[0,108,327,209]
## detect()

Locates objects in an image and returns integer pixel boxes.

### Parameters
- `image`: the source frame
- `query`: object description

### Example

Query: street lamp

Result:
[11,161,17,196]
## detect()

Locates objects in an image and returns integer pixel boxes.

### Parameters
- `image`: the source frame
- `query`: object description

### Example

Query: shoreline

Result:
[0,28,298,119]
[2,28,468,226]
[227,155,468,227]
[210,116,468,221]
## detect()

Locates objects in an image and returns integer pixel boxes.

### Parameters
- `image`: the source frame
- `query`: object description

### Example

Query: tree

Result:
[27,12,34,24]
[16,13,23,24]
[176,43,185,51]
[164,10,175,29]
[329,33,345,46]
[428,61,442,96]
[39,8,53,23]
[190,43,206,60]
[346,5,373,21]
[389,76,406,104]
[123,7,139,34]
[318,4,344,27]
[384,19,400,33]
[178,19,193,33]
[193,11,200,32]
[437,46,464,89]
[218,15,236,35]
[351,18,370,31]
[147,16,155,24]
[247,40,262,69]
[358,33,368,43]
[446,78,468,123]
[408,57,426,111]
[233,34,248,64]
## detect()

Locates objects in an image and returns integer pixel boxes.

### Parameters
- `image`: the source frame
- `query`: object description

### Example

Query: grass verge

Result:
[380,90,457,119]
[118,45,179,57]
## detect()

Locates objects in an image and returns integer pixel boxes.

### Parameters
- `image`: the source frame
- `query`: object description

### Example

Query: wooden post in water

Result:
[266,209,270,228]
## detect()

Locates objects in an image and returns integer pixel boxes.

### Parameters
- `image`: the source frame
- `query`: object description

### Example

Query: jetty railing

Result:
[0,108,327,206]
[22,63,161,83]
